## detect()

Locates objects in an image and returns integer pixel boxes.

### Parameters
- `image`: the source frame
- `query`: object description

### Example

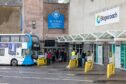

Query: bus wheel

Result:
[11,59,18,66]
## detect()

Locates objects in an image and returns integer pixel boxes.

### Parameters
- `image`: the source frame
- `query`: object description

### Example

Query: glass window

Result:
[11,36,20,42]
[0,49,5,56]
[22,49,30,56]
[1,36,10,42]
[32,36,39,42]
[20,35,29,42]
[76,44,80,48]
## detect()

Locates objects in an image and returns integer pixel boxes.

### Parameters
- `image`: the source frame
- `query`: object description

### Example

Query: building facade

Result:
[69,0,126,34]
[68,0,126,70]
[24,0,69,41]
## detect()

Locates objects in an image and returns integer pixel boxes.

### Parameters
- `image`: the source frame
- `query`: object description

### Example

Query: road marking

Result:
[66,74,75,76]
[0,75,93,83]
[0,71,64,75]
[0,68,11,70]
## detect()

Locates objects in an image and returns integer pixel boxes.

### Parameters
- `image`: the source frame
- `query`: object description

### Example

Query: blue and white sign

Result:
[95,7,119,26]
[48,11,64,29]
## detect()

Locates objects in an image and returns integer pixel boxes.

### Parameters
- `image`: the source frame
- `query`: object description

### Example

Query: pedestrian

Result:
[60,49,65,62]
[66,49,77,69]
[52,49,56,63]
[81,51,87,67]
[56,49,59,62]
[71,49,76,59]
[64,50,67,62]
[86,50,91,61]
[47,51,52,65]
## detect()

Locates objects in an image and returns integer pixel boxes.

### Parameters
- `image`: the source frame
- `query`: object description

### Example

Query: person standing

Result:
[47,51,52,65]
[81,51,87,67]
[52,49,56,63]
[60,49,65,62]
[56,49,59,62]
[71,49,76,59]
[64,50,67,62]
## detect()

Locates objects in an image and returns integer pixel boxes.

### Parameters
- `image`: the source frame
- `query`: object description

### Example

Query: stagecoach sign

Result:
[95,7,119,26]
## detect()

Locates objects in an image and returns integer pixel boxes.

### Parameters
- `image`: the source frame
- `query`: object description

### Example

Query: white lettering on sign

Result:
[95,7,119,26]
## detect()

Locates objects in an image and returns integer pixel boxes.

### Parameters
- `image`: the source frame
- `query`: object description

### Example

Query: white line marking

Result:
[0,68,11,70]
[0,71,63,75]
[0,75,93,83]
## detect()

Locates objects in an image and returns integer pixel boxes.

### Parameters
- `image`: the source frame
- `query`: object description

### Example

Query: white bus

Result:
[0,33,34,66]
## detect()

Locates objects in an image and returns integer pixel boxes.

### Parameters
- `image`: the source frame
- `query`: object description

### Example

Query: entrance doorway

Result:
[103,44,109,67]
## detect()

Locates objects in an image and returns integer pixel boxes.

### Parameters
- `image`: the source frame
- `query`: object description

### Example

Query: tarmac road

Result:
[0,63,124,84]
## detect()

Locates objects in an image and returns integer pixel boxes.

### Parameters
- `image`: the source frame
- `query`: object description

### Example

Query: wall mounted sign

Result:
[95,7,119,26]
[48,11,64,29]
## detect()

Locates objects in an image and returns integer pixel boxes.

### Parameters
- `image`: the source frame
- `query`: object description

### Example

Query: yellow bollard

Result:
[68,59,78,69]
[107,64,110,78]
[75,59,78,68]
[37,58,47,66]
[84,61,93,73]
[43,58,47,65]
[68,60,74,68]
[112,64,115,75]
[107,63,115,78]
[84,62,88,73]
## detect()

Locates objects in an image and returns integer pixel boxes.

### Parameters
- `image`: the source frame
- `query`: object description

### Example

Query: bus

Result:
[31,35,41,60]
[0,33,34,66]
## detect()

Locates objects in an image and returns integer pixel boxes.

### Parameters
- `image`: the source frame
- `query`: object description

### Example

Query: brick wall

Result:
[24,0,43,39]
[24,0,69,40]
[43,3,68,40]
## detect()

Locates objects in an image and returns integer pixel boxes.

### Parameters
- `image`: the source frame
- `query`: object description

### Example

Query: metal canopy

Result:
[57,36,66,42]
[93,32,103,38]
[107,31,122,37]
[63,35,73,42]
[70,35,76,39]
[80,34,88,39]
[57,31,124,43]
[115,31,126,41]
[74,35,83,42]
[85,33,97,42]
[97,31,114,42]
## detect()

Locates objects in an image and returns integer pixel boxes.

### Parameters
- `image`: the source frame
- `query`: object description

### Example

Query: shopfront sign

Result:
[48,11,64,29]
[95,7,119,26]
